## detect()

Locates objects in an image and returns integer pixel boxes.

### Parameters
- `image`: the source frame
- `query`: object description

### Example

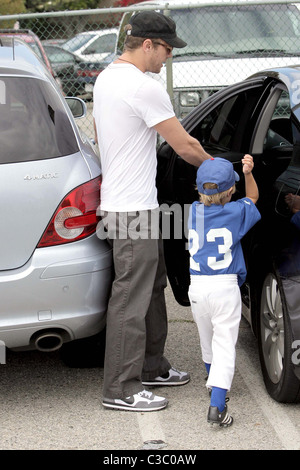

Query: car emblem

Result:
[24,173,58,181]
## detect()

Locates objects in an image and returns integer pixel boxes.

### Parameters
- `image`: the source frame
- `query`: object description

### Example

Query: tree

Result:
[0,0,26,28]
[0,0,26,15]
[25,0,100,12]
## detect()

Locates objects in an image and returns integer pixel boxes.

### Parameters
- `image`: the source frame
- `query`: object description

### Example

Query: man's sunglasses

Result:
[152,41,173,55]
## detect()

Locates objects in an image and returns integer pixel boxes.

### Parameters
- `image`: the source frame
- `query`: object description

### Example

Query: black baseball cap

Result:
[128,11,187,48]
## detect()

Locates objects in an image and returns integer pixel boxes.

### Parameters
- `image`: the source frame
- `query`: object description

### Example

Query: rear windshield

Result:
[0,76,79,164]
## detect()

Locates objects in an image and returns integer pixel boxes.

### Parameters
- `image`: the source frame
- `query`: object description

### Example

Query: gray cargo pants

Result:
[100,210,171,399]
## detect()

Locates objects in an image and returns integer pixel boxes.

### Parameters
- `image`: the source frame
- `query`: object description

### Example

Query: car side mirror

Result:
[65,97,86,119]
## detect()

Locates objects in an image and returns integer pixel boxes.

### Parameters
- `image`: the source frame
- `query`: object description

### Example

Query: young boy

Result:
[188,155,261,427]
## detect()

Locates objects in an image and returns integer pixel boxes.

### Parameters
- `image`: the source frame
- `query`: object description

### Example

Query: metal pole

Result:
[163,7,174,107]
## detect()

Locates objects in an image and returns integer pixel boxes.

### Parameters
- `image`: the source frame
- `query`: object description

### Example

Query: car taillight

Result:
[77,69,102,78]
[38,177,101,247]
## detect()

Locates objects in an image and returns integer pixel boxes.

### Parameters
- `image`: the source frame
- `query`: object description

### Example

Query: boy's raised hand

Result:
[242,154,259,204]
[242,154,254,174]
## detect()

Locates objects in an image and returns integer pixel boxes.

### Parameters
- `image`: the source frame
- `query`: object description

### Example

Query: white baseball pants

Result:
[188,274,241,391]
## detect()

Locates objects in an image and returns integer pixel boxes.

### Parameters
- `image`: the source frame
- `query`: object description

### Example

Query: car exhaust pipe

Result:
[34,331,64,352]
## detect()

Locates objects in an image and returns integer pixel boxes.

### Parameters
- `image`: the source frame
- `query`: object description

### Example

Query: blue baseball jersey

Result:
[291,212,300,230]
[188,198,261,286]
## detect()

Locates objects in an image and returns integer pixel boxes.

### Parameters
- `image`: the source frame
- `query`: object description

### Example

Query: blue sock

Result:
[210,387,227,412]
[204,363,211,375]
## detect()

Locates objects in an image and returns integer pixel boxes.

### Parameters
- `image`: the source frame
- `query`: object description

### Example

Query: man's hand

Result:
[285,193,300,213]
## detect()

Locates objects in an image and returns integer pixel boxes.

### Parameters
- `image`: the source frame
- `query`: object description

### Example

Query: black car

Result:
[157,66,300,403]
[43,45,85,96]
[76,53,116,98]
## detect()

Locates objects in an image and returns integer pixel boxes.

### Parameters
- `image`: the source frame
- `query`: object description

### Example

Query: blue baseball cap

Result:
[196,157,240,195]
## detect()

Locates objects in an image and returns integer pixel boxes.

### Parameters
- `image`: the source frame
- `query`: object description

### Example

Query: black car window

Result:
[190,90,258,153]
[260,89,293,185]
[264,90,292,149]
[0,76,78,164]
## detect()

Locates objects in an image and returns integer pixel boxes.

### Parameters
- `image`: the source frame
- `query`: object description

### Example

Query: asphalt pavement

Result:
[1,284,300,454]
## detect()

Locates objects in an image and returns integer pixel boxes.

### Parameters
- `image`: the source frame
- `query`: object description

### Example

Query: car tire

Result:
[258,272,300,403]
[60,328,106,368]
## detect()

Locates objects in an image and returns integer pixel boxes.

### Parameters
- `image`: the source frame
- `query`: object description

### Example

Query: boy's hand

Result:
[242,154,254,174]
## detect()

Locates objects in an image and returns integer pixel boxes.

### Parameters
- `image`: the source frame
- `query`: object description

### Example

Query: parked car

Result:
[76,53,116,97]
[0,37,112,362]
[42,39,66,46]
[156,65,300,403]
[118,0,300,119]
[0,29,61,89]
[43,44,85,96]
[62,28,118,63]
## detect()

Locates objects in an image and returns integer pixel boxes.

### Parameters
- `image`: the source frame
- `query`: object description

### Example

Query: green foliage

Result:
[0,0,26,28]
[0,0,26,15]
[25,0,100,12]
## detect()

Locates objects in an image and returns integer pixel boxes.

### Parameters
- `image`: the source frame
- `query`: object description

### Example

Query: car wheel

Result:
[258,272,300,403]
[60,328,106,368]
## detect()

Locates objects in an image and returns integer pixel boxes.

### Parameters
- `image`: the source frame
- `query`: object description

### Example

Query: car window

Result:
[0,76,78,164]
[46,47,76,64]
[84,33,116,54]
[264,90,292,151]
[190,88,262,153]
[63,33,97,53]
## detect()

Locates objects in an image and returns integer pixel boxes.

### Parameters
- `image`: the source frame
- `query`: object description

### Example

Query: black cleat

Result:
[207,404,233,427]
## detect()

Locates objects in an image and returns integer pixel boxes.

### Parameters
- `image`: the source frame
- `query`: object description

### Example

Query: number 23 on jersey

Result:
[189,227,233,272]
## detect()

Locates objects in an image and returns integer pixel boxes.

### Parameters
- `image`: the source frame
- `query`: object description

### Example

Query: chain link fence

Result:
[1,1,300,137]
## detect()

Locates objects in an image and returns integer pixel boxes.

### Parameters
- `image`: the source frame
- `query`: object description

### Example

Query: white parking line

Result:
[236,347,300,450]
[137,412,167,449]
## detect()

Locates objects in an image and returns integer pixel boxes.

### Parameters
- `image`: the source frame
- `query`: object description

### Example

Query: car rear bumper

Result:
[0,234,112,350]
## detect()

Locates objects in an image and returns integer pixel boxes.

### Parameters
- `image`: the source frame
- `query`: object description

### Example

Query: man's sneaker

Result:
[102,390,168,412]
[207,404,233,427]
[142,367,190,386]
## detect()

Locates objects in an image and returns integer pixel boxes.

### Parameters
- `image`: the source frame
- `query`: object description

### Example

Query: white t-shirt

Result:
[93,63,175,212]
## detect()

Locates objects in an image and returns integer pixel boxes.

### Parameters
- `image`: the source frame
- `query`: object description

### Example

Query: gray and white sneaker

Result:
[207,404,233,427]
[102,390,168,412]
[142,367,190,386]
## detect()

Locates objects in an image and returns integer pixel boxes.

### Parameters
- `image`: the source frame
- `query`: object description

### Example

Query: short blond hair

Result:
[199,183,236,206]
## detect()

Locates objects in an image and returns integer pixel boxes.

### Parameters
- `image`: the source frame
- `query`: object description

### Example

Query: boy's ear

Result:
[227,187,234,196]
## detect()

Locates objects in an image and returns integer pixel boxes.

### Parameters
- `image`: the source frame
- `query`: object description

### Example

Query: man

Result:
[93,11,211,412]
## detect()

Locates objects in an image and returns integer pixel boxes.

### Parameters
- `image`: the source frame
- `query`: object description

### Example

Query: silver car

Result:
[0,37,112,361]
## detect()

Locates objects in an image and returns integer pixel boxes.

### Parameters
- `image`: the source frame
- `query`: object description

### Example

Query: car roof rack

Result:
[0,28,34,34]
[0,36,25,60]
